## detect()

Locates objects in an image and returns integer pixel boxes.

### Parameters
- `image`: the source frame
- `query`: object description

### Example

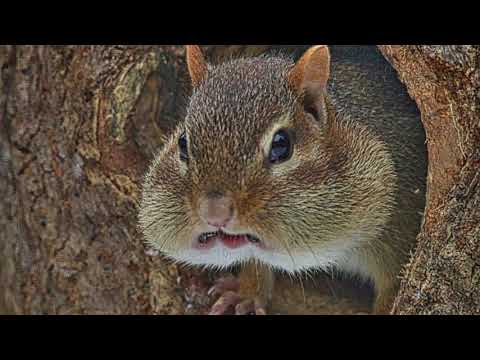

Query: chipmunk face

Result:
[139,46,393,273]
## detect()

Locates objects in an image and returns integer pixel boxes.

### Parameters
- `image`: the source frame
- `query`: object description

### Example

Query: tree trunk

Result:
[1,45,478,315]
[379,46,480,314]
[0,45,192,314]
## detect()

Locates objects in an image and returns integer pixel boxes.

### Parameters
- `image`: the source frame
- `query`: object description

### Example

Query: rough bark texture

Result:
[1,45,479,315]
[0,45,188,314]
[379,46,480,315]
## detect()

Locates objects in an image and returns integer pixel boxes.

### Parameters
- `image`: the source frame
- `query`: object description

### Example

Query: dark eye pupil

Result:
[179,133,188,162]
[269,130,292,164]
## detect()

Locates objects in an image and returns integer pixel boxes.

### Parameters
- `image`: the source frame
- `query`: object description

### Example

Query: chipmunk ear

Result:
[288,45,331,122]
[186,45,208,88]
[288,45,330,95]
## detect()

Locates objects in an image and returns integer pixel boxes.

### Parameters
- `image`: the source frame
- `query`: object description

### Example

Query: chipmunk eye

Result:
[269,130,293,164]
[178,132,188,162]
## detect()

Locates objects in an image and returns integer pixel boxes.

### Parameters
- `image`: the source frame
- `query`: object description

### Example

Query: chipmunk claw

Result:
[207,275,268,315]
[207,274,240,297]
[209,293,267,315]
[235,298,267,315]
[209,291,242,315]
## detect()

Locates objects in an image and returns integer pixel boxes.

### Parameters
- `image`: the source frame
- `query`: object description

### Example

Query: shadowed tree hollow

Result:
[0,45,478,315]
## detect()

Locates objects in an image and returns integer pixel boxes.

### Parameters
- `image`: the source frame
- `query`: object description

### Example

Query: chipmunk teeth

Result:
[198,232,219,244]
[198,232,261,245]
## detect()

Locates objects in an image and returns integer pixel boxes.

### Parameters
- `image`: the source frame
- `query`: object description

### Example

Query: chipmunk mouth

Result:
[197,231,261,250]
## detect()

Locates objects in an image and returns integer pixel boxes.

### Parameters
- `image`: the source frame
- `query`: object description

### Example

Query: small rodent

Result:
[139,45,427,314]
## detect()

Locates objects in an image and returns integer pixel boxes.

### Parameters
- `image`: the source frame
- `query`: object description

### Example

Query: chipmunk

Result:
[138,45,427,315]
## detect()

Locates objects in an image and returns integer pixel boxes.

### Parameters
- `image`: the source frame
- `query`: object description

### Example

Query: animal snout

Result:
[199,192,234,229]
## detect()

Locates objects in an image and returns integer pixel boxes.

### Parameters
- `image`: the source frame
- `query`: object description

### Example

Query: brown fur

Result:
[186,45,208,88]
[138,45,427,314]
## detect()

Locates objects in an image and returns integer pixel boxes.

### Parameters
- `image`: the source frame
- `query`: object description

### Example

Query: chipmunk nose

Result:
[199,192,234,229]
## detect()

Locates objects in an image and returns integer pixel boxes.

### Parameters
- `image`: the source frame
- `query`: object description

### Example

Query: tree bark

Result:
[379,46,480,314]
[1,45,479,315]
[0,45,192,314]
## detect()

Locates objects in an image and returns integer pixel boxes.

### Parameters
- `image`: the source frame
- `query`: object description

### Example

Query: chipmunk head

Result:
[139,45,395,273]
